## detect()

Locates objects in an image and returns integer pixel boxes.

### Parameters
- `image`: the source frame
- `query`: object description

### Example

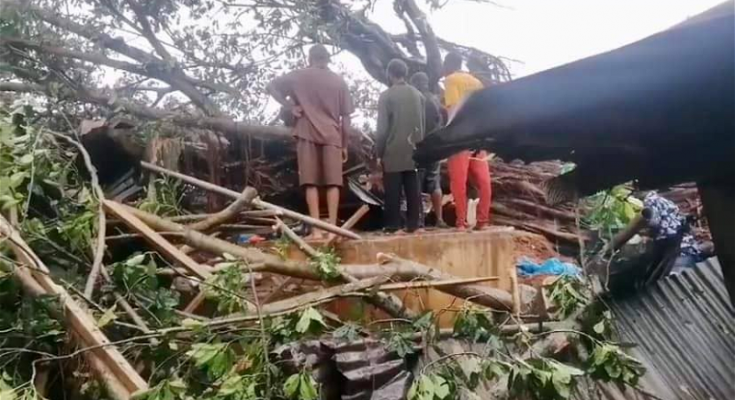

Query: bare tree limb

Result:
[396,0,443,88]
[124,0,175,62]
[7,0,222,114]
[45,130,107,299]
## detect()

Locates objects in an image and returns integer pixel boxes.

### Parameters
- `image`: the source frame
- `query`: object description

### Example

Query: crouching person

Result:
[376,59,425,233]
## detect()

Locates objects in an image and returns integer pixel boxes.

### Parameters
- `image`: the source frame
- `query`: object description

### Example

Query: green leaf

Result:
[299,374,318,400]
[186,342,235,380]
[407,381,418,400]
[432,375,450,399]
[181,318,203,329]
[592,345,611,366]
[283,374,299,399]
[418,375,435,398]
[125,254,146,267]
[333,322,360,342]
[296,307,325,334]
[413,312,434,331]
[8,171,26,189]
[97,305,117,328]
[552,361,584,377]
[552,377,571,399]
[605,362,622,379]
[18,153,33,166]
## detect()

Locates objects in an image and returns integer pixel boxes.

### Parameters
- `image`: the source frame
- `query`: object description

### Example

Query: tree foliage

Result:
[0,0,510,142]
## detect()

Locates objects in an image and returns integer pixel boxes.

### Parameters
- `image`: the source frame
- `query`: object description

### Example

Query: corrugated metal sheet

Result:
[610,258,735,400]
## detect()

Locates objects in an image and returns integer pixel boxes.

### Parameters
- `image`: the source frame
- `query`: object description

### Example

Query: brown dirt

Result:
[510,231,562,263]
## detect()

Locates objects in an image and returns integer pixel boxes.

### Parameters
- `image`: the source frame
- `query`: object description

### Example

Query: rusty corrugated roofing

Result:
[609,258,735,400]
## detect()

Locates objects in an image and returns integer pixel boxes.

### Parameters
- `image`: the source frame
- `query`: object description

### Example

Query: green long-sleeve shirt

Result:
[375,82,425,172]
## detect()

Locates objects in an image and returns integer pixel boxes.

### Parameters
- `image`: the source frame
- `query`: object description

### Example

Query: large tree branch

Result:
[1,37,150,77]
[0,81,43,93]
[0,79,290,142]
[7,0,222,114]
[396,0,442,88]
[123,0,175,62]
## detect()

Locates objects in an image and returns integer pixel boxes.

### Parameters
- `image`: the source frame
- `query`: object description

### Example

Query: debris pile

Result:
[0,107,698,400]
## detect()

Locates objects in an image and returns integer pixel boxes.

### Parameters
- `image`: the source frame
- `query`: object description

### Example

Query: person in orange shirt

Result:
[442,52,492,230]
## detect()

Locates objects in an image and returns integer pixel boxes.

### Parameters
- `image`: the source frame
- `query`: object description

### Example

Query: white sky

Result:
[367,0,725,77]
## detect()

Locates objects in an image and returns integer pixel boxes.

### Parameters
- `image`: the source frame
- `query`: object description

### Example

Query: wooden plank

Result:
[103,199,211,281]
[0,215,147,399]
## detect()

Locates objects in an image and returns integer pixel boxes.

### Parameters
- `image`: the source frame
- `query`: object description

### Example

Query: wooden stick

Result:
[274,216,413,318]
[325,204,370,246]
[275,218,318,258]
[371,253,514,311]
[187,187,258,231]
[183,291,207,314]
[97,265,153,336]
[140,161,360,240]
[0,215,147,399]
[49,131,107,299]
[212,276,389,324]
[376,276,499,291]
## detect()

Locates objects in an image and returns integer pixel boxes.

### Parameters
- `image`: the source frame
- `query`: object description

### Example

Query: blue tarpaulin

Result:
[516,257,580,277]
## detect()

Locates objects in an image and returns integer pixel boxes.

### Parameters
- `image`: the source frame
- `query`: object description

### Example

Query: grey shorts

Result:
[418,163,440,194]
[297,139,343,187]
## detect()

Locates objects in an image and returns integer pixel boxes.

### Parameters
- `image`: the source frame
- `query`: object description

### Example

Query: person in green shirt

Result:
[375,59,425,233]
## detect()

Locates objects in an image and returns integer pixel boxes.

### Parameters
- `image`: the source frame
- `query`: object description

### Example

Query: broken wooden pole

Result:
[325,204,370,246]
[140,161,361,240]
[0,215,148,400]
[366,253,514,311]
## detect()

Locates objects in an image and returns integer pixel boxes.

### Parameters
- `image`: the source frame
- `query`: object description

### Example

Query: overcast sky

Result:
[367,0,725,77]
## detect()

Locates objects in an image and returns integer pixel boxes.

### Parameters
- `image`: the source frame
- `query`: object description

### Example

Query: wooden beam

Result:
[103,200,212,281]
[0,215,147,399]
